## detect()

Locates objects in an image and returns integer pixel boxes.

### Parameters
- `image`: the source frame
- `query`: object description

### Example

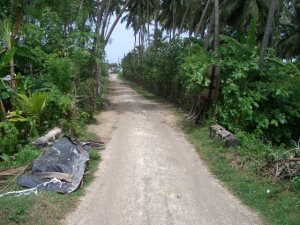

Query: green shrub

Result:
[44,54,75,93]
[291,176,300,192]
[14,145,41,166]
[89,149,100,161]
[122,36,300,143]
[16,92,48,128]
[216,35,300,142]
[41,87,73,130]
[0,122,19,156]
[0,144,41,169]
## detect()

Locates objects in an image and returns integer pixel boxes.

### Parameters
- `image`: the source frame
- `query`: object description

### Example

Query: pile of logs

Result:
[210,124,241,147]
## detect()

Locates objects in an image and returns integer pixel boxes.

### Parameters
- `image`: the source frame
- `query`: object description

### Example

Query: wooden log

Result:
[0,166,26,180]
[32,127,62,147]
[210,124,241,147]
[35,172,73,183]
[288,158,300,162]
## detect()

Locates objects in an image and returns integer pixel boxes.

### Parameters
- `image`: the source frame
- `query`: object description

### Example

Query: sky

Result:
[105,17,134,64]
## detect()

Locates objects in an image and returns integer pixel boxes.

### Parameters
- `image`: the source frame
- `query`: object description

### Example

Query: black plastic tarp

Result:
[17,137,89,193]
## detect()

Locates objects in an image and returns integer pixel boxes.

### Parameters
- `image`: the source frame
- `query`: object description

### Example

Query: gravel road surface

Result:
[64,75,262,225]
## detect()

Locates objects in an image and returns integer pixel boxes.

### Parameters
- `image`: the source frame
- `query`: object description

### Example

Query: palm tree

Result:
[194,0,211,38]
[277,0,300,58]
[220,0,269,40]
[205,8,214,50]
[0,19,15,89]
[105,0,130,45]
[160,0,184,39]
[259,0,278,64]
[214,0,220,52]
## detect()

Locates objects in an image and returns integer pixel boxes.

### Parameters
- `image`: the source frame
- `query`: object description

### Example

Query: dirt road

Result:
[64,75,262,225]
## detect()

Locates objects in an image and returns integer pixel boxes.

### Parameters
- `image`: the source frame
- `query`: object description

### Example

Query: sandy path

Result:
[64,75,262,225]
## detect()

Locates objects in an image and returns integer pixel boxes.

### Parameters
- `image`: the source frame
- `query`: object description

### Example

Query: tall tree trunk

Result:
[172,0,176,39]
[147,0,150,46]
[154,2,159,44]
[0,99,6,121]
[195,0,211,38]
[178,2,190,36]
[10,8,24,90]
[77,0,84,18]
[93,0,107,51]
[105,0,130,46]
[9,59,15,89]
[104,13,112,37]
[205,8,214,50]
[94,0,106,104]
[101,0,113,37]
[214,0,220,52]
[259,0,278,64]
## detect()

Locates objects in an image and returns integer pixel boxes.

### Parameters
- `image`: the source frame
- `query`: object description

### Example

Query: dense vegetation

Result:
[0,0,129,165]
[122,0,300,144]
[122,35,300,143]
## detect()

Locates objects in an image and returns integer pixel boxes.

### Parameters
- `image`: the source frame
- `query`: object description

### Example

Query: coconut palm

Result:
[277,0,300,58]
[0,19,15,88]
[220,0,269,39]
[259,0,278,64]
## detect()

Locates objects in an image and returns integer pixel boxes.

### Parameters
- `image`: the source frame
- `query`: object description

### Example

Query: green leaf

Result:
[0,153,10,162]
[0,48,15,71]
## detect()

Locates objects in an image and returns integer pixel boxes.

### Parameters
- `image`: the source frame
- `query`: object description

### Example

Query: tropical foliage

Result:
[121,0,300,144]
[0,0,130,159]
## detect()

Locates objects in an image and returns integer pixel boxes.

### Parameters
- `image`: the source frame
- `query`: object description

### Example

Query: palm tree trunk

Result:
[77,0,84,19]
[214,0,220,52]
[94,0,106,102]
[0,99,6,121]
[104,13,112,37]
[172,0,176,39]
[178,2,190,36]
[105,0,130,46]
[101,0,113,37]
[147,0,150,46]
[259,0,278,64]
[10,59,15,89]
[195,0,211,38]
[205,8,214,50]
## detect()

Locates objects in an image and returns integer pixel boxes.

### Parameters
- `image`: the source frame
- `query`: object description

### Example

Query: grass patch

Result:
[181,123,300,225]
[124,77,300,225]
[0,145,41,170]
[79,131,100,142]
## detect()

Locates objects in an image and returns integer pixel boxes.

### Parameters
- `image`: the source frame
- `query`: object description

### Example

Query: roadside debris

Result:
[81,140,105,150]
[0,178,62,197]
[0,166,27,181]
[259,141,300,179]
[17,136,89,194]
[32,127,62,147]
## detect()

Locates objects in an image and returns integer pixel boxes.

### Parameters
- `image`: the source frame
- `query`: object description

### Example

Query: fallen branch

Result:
[0,166,27,180]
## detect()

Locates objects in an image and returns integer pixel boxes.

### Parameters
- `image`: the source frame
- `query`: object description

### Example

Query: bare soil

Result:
[64,74,263,225]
